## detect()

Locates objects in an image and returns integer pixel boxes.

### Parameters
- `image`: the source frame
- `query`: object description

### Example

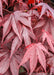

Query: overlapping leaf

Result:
[0,0,54,75]
[10,36,22,58]
[14,11,31,28]
[42,30,54,53]
[2,15,12,42]
[36,3,54,18]
[2,11,31,42]
[0,54,10,74]
[11,15,22,41]
[19,43,49,75]
[0,47,29,75]
[22,26,36,46]
[10,56,19,75]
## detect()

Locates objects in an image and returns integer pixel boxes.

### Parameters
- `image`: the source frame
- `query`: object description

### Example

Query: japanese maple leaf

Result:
[0,0,8,17]
[2,11,31,42]
[14,11,31,28]
[22,26,36,46]
[33,17,54,40]
[42,30,54,53]
[2,11,32,59]
[19,43,49,75]
[0,47,29,75]
[42,19,54,39]
[2,15,12,42]
[10,36,22,59]
[36,3,54,18]
[0,51,10,74]
[2,33,22,59]
[11,14,22,41]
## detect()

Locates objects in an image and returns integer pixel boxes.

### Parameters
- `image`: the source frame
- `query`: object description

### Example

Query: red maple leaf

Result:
[19,43,49,75]
[36,3,54,18]
[22,26,36,46]
[2,11,31,42]
[42,30,54,53]
[0,46,29,75]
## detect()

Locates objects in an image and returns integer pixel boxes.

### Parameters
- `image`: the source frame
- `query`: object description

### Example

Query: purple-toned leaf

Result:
[11,15,21,41]
[15,54,29,73]
[10,57,19,75]
[19,43,37,75]
[0,55,9,74]
[29,50,37,75]
[22,26,35,46]
[42,30,54,53]
[37,43,49,55]
[14,11,32,28]
[2,15,11,42]
[36,46,46,72]
[37,3,54,18]
[22,26,31,46]
[10,36,21,58]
